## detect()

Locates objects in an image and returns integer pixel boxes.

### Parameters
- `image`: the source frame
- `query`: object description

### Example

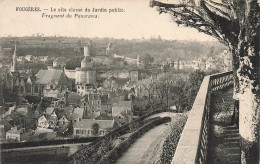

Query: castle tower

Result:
[10,45,17,73]
[76,44,96,86]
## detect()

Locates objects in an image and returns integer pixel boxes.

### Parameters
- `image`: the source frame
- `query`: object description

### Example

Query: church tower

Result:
[10,45,17,73]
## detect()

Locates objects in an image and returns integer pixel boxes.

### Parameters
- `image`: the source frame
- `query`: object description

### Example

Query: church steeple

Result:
[10,44,17,73]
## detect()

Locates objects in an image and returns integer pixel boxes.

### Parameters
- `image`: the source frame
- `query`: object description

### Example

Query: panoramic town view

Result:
[0,0,259,164]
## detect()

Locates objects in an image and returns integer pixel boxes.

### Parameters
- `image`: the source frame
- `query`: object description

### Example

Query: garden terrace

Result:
[172,71,240,164]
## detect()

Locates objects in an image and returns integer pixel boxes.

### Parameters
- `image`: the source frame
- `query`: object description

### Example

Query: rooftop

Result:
[35,69,69,85]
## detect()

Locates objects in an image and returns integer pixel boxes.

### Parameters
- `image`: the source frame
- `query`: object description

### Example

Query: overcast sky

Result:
[0,0,216,41]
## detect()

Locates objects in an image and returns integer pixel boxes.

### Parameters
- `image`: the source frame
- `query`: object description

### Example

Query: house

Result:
[37,115,49,128]
[17,56,26,64]
[102,76,128,91]
[73,119,115,137]
[45,107,55,117]
[87,91,101,112]
[25,55,33,62]
[53,57,66,68]
[37,56,49,63]
[112,101,132,117]
[16,104,30,116]
[58,115,70,128]
[67,92,82,107]
[112,101,133,127]
[71,107,84,124]
[49,112,58,129]
[114,112,132,127]
[101,97,112,115]
[6,127,29,141]
[35,69,71,98]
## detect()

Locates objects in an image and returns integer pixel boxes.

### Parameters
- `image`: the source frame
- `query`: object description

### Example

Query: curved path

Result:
[116,112,180,164]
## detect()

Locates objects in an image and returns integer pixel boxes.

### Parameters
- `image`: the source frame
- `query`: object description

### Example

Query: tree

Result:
[150,0,259,163]
[137,78,156,111]
[92,123,100,136]
[170,78,188,112]
[140,53,154,67]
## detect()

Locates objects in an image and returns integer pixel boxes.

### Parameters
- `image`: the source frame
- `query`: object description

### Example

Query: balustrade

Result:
[172,71,233,164]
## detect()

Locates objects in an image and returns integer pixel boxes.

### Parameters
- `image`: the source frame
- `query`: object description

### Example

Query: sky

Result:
[0,0,216,41]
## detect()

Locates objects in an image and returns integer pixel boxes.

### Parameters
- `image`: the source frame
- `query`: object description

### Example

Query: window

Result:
[20,86,24,93]
[26,85,31,93]
[34,85,38,93]
[76,130,80,134]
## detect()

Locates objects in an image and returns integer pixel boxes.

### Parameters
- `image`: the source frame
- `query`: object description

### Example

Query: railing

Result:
[171,71,233,164]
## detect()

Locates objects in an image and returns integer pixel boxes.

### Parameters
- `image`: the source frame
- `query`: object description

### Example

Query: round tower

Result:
[76,44,96,85]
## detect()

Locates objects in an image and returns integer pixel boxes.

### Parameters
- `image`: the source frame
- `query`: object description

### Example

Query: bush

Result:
[160,114,188,164]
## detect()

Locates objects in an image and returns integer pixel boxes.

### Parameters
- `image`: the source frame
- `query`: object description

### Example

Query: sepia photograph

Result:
[0,0,259,163]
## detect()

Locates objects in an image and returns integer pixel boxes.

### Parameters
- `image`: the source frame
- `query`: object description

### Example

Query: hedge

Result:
[160,114,188,164]
[97,117,171,164]
[68,109,171,163]
[1,136,98,149]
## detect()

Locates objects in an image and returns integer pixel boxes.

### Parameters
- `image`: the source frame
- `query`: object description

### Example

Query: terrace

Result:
[172,71,242,164]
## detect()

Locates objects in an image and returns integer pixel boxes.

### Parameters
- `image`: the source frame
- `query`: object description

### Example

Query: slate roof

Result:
[71,107,84,120]
[95,113,113,120]
[68,92,82,102]
[58,115,69,122]
[112,101,132,116]
[86,111,100,119]
[6,127,24,134]
[45,107,55,116]
[74,119,114,130]
[35,70,69,85]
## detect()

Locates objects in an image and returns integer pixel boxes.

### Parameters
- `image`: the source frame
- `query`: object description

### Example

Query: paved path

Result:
[116,112,180,164]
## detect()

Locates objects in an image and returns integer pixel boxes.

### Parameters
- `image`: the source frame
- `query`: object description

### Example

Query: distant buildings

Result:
[53,57,66,68]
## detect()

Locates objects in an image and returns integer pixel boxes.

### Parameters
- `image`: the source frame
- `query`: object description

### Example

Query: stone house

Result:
[73,119,115,137]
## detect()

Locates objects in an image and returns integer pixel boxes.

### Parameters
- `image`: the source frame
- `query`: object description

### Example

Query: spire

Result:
[10,44,17,73]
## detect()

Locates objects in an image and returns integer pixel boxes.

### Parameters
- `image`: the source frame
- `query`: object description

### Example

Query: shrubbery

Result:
[160,114,188,164]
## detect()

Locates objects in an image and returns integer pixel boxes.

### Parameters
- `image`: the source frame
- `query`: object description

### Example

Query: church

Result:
[5,45,72,98]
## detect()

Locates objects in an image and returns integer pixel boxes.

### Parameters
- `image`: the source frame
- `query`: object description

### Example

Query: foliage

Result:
[65,57,82,69]
[25,96,41,104]
[139,53,154,67]
[160,114,188,164]
[184,70,206,109]
[92,123,100,136]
